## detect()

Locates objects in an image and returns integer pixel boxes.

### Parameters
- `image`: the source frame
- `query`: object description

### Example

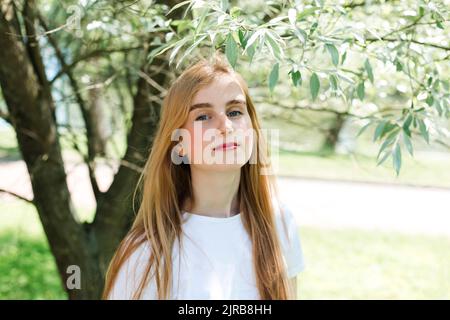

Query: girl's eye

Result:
[195,114,210,121]
[228,110,243,117]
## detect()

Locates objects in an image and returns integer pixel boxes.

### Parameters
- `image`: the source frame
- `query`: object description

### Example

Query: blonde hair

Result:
[102,53,293,299]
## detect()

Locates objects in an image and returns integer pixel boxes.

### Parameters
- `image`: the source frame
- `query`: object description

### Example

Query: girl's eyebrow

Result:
[189,99,246,111]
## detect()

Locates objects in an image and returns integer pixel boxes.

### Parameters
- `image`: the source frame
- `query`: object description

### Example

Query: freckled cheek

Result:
[238,115,253,130]
[184,128,210,157]
[241,117,254,155]
[243,130,254,157]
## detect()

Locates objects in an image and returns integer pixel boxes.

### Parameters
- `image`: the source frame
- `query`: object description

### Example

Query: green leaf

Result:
[148,41,179,64]
[377,137,395,161]
[225,33,238,68]
[289,69,302,87]
[364,59,374,83]
[403,131,413,156]
[357,81,365,100]
[392,143,402,175]
[247,44,256,63]
[325,44,339,67]
[395,59,403,71]
[337,72,355,84]
[266,32,282,60]
[381,123,399,140]
[194,8,209,36]
[294,28,307,44]
[419,5,425,16]
[176,34,207,69]
[244,30,264,53]
[433,79,440,91]
[238,29,247,48]
[166,0,191,17]
[310,72,320,101]
[329,74,338,91]
[168,38,189,66]
[425,94,434,107]
[221,0,230,11]
[315,0,324,8]
[297,7,318,21]
[341,51,347,65]
[356,121,371,137]
[373,121,387,142]
[435,100,443,116]
[402,114,413,132]
[309,22,318,35]
[230,6,241,18]
[418,119,429,144]
[376,150,391,166]
[268,62,279,93]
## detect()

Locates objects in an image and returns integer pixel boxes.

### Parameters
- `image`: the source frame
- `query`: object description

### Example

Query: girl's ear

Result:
[175,143,184,157]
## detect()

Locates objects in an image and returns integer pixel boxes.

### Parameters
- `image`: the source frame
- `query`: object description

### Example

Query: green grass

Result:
[276,149,450,189]
[0,201,449,299]
[0,231,67,299]
[298,226,450,299]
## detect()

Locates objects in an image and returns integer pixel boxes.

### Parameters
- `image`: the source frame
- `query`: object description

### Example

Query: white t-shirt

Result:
[108,203,305,299]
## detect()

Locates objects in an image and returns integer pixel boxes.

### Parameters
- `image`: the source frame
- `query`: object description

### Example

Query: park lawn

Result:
[298,227,450,299]
[276,149,450,189]
[0,231,67,299]
[1,202,449,299]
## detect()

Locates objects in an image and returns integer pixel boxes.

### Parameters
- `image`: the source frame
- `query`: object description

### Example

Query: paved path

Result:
[1,159,449,236]
[277,176,450,236]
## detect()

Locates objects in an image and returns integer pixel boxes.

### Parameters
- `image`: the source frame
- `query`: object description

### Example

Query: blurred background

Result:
[0,0,449,299]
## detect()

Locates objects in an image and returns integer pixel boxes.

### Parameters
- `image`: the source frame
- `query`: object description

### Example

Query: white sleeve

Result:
[107,242,150,300]
[276,203,306,278]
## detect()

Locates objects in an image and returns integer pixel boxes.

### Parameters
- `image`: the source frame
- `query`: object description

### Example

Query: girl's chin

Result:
[190,162,246,170]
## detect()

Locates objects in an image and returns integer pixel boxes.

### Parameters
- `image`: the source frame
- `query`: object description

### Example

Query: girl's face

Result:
[179,74,254,171]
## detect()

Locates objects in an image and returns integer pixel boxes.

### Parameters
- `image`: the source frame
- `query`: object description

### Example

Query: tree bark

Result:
[321,113,346,153]
[93,58,166,275]
[0,0,177,299]
[0,0,101,299]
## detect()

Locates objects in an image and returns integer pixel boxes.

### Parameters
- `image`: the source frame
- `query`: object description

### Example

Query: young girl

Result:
[103,54,305,300]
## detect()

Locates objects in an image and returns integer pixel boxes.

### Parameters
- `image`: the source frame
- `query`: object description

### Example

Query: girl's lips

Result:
[213,142,239,151]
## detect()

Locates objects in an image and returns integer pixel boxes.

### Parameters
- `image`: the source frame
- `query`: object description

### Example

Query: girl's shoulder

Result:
[272,200,306,277]
[273,199,297,233]
[107,240,152,299]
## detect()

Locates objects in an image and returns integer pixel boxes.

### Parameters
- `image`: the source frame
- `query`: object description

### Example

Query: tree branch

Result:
[39,14,102,200]
[50,46,143,83]
[92,51,168,274]
[343,0,399,9]
[22,1,48,87]
[0,188,33,204]
[365,37,450,51]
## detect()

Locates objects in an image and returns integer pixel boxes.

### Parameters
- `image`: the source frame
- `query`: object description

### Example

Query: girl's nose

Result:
[217,113,233,135]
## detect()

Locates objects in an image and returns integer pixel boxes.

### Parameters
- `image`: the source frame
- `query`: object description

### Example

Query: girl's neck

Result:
[183,168,241,218]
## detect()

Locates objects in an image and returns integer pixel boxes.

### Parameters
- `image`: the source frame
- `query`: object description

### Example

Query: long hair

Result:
[102,53,293,300]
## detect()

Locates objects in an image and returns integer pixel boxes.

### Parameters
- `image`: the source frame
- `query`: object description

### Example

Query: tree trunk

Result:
[321,113,346,153]
[87,77,108,157]
[0,0,176,299]
[0,1,102,299]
